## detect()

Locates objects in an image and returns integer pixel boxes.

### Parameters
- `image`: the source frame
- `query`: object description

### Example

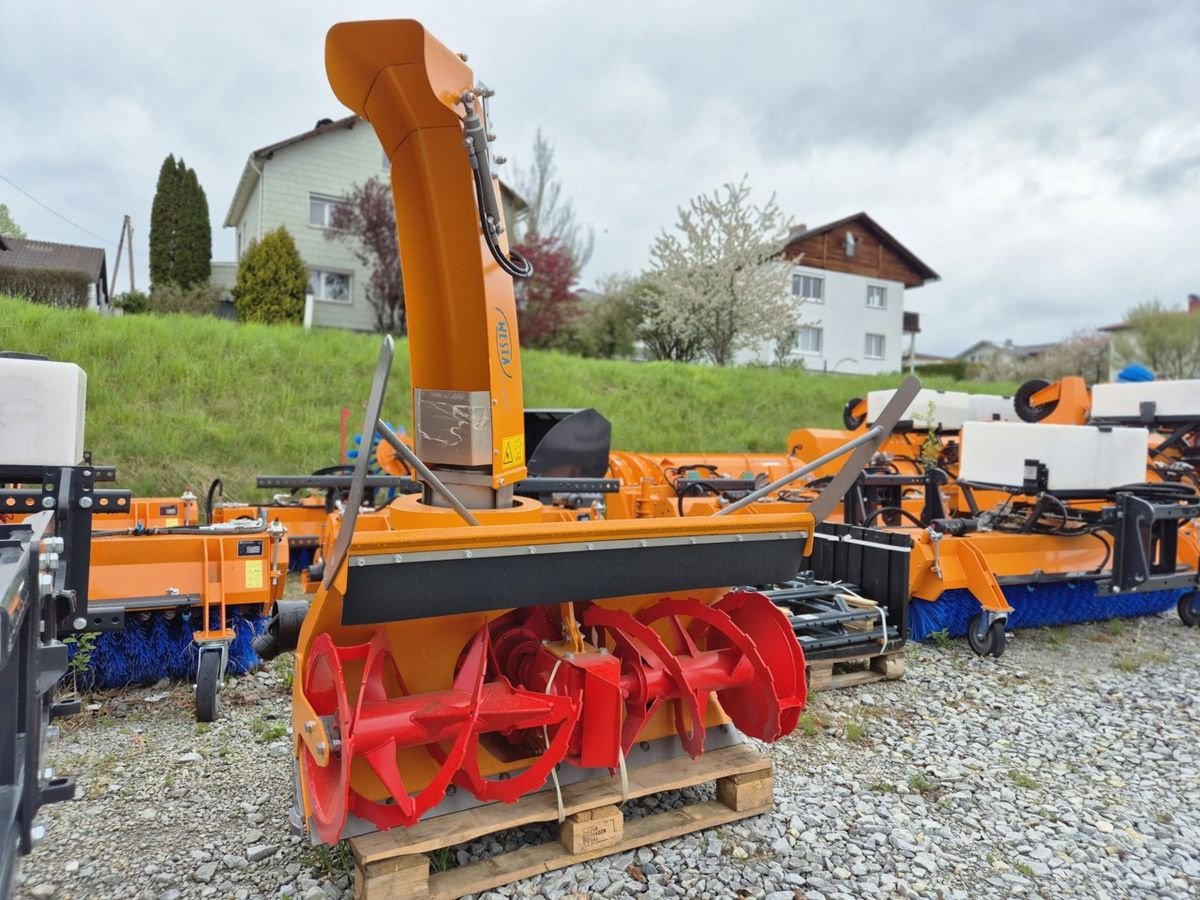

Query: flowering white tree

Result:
[640,177,798,366]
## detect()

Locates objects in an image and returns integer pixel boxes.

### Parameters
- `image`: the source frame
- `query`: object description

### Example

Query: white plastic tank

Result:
[867,388,970,431]
[1090,380,1200,422]
[966,394,1018,423]
[0,356,88,466]
[959,421,1148,492]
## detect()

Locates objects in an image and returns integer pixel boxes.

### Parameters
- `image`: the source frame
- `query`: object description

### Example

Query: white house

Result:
[220,115,525,332]
[741,212,939,374]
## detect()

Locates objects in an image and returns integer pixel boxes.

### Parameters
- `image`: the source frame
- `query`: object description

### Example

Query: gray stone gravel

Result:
[14,613,1200,899]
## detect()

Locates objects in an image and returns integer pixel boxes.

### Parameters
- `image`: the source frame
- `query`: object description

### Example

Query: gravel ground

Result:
[14,612,1200,900]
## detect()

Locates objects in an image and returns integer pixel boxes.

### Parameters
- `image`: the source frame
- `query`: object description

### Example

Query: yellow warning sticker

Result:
[163,518,179,528]
[245,559,263,589]
[500,434,525,468]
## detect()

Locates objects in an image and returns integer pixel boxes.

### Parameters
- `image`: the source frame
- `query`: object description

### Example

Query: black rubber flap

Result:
[524,409,612,478]
[342,533,805,625]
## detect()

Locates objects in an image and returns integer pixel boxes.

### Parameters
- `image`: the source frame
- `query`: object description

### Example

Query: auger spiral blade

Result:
[584,591,808,758]
[299,626,579,844]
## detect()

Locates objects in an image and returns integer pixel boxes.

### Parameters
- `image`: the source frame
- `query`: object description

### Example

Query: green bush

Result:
[0,264,91,308]
[234,227,307,325]
[149,282,221,316]
[114,290,151,314]
[914,360,974,381]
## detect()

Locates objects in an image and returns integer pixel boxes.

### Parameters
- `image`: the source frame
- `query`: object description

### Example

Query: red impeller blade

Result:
[452,676,579,804]
[714,591,807,737]
[583,605,706,757]
[300,633,362,845]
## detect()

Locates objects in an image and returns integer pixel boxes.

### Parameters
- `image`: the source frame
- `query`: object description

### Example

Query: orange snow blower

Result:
[279,20,919,846]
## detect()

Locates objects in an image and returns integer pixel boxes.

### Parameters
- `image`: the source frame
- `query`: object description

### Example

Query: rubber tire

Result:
[195,649,222,723]
[1015,379,1056,423]
[987,622,1007,658]
[1179,591,1200,627]
[843,398,867,431]
[966,616,992,656]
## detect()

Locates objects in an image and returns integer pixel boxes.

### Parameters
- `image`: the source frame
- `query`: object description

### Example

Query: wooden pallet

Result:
[349,742,773,899]
[806,647,905,692]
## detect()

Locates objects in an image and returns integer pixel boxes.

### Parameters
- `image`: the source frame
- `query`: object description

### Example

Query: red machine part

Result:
[300,591,806,843]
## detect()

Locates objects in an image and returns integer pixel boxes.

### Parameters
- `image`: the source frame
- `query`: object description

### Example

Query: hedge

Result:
[0,265,92,308]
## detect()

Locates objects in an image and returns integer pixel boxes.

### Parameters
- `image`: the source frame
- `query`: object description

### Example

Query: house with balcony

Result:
[741,212,939,373]
[220,115,525,331]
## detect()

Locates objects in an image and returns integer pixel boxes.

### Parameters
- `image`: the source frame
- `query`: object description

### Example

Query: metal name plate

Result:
[414,389,493,467]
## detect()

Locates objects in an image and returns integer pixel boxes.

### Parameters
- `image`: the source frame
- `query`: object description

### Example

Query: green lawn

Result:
[0,297,1013,497]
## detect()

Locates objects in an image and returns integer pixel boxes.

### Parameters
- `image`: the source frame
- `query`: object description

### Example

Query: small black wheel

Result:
[196,648,223,722]
[1179,591,1200,627]
[987,621,1007,657]
[1015,379,1056,423]
[843,397,867,431]
[967,615,992,656]
[251,599,310,660]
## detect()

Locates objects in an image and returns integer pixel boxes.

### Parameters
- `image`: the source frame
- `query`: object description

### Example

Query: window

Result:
[309,269,351,303]
[308,194,345,228]
[798,326,823,354]
[866,284,887,309]
[865,333,885,359]
[792,273,824,303]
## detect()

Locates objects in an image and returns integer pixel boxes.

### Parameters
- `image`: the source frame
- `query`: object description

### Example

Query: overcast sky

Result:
[2,1,1197,355]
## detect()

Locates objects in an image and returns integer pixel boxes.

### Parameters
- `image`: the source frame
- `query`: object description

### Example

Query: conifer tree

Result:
[149,155,213,288]
[149,154,181,286]
[177,166,212,288]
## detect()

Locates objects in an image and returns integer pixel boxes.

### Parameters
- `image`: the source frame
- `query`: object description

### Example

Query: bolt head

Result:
[78,496,93,509]
[304,720,316,734]
[72,617,87,631]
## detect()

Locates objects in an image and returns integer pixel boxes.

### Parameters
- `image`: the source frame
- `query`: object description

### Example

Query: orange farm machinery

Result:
[603,385,1200,656]
[265,19,934,845]
[1,355,292,719]
[82,512,289,719]
[832,394,1200,653]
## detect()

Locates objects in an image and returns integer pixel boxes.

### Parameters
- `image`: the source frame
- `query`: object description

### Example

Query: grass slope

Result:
[0,297,1013,497]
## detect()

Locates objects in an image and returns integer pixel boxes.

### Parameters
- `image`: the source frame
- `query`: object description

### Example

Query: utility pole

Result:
[109,215,136,299]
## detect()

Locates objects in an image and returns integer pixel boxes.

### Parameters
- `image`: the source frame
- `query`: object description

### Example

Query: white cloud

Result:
[1,0,1196,357]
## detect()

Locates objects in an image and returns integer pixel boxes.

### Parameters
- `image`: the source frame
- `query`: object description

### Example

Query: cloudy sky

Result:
[2,1,1197,355]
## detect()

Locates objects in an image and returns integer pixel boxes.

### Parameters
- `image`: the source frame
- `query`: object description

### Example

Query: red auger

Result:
[300,591,805,844]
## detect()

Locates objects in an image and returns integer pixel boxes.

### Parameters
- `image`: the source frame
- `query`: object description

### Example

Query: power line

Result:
[0,172,117,246]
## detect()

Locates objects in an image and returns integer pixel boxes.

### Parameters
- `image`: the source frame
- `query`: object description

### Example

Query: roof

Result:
[224,116,361,227]
[0,237,106,281]
[224,115,529,228]
[783,212,940,287]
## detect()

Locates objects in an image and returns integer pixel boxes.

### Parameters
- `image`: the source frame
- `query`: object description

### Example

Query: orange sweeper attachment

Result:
[281,20,919,845]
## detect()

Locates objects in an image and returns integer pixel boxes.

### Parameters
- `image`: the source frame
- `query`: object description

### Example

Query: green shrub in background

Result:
[0,264,91,308]
[234,227,307,325]
[913,360,975,381]
[114,290,151,314]
[149,282,222,316]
